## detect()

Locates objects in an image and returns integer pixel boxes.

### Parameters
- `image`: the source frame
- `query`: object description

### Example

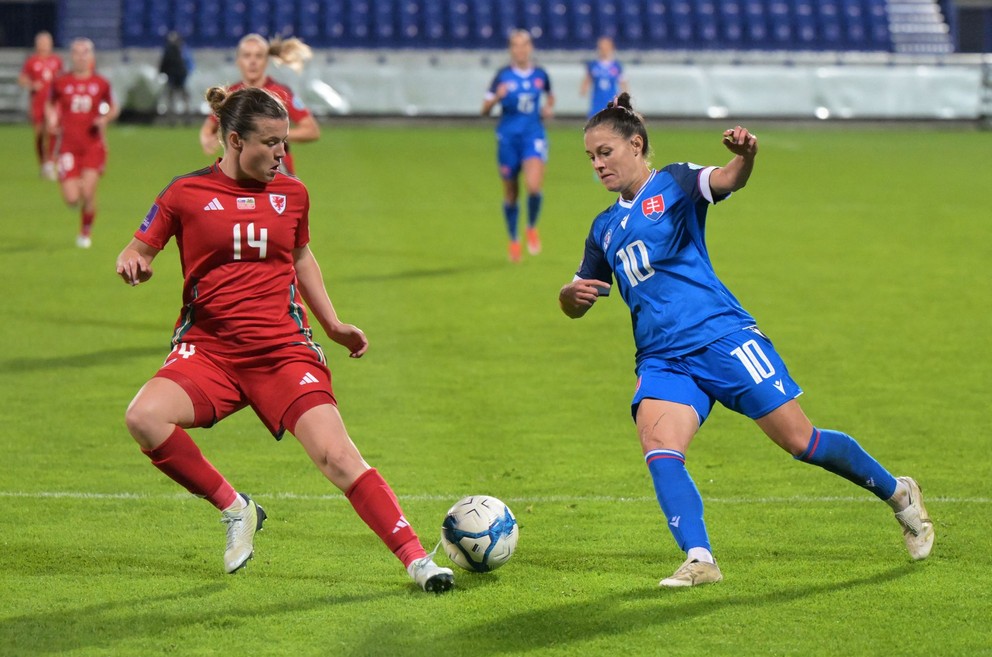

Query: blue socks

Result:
[796,428,897,500]
[645,429,896,557]
[527,193,542,228]
[502,202,519,241]
[645,450,711,552]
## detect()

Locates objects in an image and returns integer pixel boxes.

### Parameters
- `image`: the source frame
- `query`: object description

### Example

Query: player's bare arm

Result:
[542,93,556,120]
[293,245,368,358]
[199,116,220,155]
[116,237,160,286]
[710,126,758,196]
[559,279,609,319]
[288,115,320,143]
[481,84,508,115]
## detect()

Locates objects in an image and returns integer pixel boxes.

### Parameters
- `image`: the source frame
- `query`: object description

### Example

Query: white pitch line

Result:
[0,491,987,504]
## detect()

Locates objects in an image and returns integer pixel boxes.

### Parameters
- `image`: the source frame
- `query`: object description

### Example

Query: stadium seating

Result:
[117,0,940,53]
[222,0,247,43]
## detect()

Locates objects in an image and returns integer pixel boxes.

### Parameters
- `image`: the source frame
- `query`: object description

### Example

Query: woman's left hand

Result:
[722,126,758,158]
[330,323,368,358]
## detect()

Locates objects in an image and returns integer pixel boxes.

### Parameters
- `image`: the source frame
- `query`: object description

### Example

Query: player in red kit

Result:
[199,34,319,176]
[115,86,453,593]
[47,38,118,248]
[18,31,63,179]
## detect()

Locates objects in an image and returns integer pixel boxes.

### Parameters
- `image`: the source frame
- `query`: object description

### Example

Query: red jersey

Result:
[211,77,313,126]
[135,163,314,355]
[21,53,63,114]
[49,72,113,150]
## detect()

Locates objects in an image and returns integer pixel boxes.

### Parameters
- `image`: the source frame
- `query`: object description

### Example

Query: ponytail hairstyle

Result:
[206,85,288,143]
[584,93,650,158]
[268,36,313,73]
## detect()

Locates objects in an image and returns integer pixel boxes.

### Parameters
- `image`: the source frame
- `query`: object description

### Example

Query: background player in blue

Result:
[481,29,555,262]
[579,36,628,118]
[557,94,934,588]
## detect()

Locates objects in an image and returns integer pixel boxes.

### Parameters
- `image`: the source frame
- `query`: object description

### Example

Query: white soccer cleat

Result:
[75,234,92,249]
[407,556,455,593]
[658,558,723,588]
[893,476,934,561]
[221,494,267,574]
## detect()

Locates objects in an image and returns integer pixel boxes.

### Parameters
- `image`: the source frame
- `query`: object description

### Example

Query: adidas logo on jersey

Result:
[299,372,319,386]
[203,197,224,211]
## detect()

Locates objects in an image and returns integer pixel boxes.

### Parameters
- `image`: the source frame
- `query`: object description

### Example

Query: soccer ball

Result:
[440,495,518,572]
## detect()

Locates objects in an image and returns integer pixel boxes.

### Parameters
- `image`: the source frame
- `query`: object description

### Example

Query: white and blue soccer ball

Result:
[440,495,518,573]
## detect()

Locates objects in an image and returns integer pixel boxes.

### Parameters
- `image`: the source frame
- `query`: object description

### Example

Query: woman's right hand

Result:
[559,279,609,318]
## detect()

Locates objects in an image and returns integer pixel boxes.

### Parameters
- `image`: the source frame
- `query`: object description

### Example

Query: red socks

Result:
[346,468,426,567]
[144,433,427,566]
[80,210,95,236]
[142,426,238,510]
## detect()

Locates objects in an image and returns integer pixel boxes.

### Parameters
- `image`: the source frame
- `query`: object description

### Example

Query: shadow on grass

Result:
[0,346,166,373]
[0,580,393,656]
[354,563,922,655]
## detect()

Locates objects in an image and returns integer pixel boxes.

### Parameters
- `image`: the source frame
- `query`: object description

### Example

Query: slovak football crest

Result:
[641,194,666,221]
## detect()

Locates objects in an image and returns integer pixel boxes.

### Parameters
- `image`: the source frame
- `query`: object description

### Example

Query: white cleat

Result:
[75,234,92,249]
[221,494,267,574]
[893,476,934,560]
[407,556,454,593]
[659,558,723,588]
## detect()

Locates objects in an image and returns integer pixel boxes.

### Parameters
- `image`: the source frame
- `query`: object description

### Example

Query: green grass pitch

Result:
[0,120,990,656]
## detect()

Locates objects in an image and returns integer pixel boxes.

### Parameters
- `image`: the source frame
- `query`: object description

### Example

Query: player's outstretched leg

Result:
[221,493,267,574]
[795,428,934,560]
[891,476,934,560]
[345,468,455,593]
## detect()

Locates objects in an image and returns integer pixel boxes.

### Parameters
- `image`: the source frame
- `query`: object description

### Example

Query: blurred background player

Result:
[559,94,934,588]
[46,37,118,248]
[579,36,628,118]
[116,85,453,593]
[158,31,193,125]
[481,29,554,262]
[199,34,319,176]
[18,31,63,180]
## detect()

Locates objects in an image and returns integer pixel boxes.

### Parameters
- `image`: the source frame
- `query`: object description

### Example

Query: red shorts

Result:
[30,96,46,126]
[57,142,107,181]
[153,342,337,439]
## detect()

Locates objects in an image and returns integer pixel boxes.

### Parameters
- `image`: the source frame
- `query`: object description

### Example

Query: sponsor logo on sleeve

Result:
[139,204,159,232]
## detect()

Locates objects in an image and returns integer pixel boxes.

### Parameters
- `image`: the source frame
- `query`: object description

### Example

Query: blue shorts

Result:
[631,327,803,424]
[496,130,548,179]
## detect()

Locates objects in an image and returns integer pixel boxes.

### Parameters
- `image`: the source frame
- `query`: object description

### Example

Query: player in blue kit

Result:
[580,36,628,118]
[558,94,934,587]
[482,29,554,262]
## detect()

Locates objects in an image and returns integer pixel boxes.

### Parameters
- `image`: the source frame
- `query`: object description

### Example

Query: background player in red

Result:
[18,31,63,180]
[47,37,118,248]
[198,34,319,176]
[115,86,453,593]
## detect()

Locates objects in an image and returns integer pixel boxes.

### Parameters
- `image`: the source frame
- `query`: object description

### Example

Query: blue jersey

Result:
[576,164,756,362]
[487,66,552,137]
[586,59,624,117]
